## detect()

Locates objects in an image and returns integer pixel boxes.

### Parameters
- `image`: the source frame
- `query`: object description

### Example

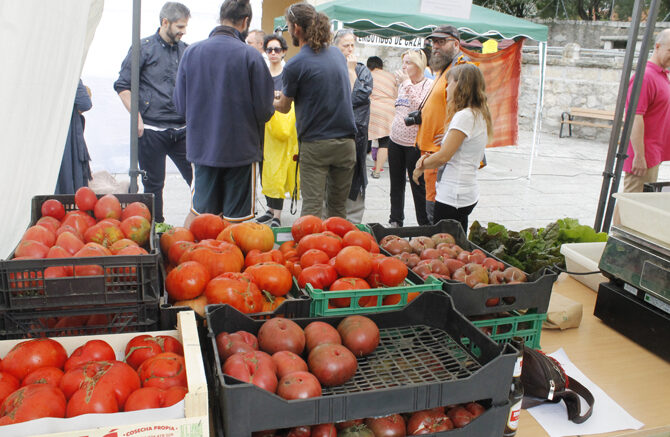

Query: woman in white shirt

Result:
[413,63,493,233]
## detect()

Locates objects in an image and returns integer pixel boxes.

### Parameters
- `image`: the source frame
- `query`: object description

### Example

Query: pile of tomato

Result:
[285,216,413,308]
[11,188,153,276]
[252,400,488,436]
[0,334,187,426]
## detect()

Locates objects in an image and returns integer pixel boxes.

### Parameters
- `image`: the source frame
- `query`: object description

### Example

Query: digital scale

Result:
[594,225,670,362]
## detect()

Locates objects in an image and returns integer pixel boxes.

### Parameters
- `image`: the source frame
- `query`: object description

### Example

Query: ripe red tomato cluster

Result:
[381,233,528,306]
[11,188,152,283]
[254,401,487,436]
[0,334,187,426]
[161,215,292,316]
[285,216,410,309]
[217,315,379,401]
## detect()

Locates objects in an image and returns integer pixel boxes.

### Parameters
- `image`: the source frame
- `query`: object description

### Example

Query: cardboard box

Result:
[0,311,208,437]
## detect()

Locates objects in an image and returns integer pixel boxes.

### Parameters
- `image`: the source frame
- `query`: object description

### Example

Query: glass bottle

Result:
[503,336,525,436]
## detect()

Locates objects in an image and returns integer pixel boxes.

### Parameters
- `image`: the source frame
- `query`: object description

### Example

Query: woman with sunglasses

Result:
[256,34,298,228]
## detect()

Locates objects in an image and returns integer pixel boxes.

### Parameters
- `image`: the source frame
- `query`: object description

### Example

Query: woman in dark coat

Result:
[55,79,92,194]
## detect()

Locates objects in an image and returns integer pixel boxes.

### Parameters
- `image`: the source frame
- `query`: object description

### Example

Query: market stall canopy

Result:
[273,0,548,42]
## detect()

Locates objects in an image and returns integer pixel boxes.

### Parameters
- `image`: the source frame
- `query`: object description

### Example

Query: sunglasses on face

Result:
[266,47,283,54]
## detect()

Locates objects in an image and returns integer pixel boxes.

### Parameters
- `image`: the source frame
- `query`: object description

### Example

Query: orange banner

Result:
[462,39,524,148]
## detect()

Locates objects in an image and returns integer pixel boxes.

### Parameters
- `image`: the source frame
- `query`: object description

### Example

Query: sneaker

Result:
[371,170,381,179]
[270,217,281,228]
[255,211,273,224]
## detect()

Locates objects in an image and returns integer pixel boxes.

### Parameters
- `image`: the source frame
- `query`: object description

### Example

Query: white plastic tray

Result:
[613,192,670,245]
[560,242,607,291]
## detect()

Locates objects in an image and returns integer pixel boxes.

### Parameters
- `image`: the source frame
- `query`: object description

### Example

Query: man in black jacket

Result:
[334,29,373,224]
[114,2,192,224]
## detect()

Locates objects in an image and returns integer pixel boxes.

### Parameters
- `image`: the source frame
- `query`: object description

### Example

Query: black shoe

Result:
[256,211,273,224]
[270,218,281,228]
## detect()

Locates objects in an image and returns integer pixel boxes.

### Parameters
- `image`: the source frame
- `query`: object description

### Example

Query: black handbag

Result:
[521,346,595,424]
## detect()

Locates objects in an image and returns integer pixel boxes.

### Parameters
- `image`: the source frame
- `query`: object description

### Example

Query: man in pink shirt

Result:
[623,29,670,192]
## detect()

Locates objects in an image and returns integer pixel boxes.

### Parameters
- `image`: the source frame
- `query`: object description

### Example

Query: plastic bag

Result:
[262,105,299,201]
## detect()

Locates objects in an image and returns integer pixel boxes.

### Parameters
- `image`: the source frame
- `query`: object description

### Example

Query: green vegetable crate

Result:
[468,311,547,350]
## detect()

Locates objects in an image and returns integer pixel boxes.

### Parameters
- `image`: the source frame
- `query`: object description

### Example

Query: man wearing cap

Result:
[415,25,470,223]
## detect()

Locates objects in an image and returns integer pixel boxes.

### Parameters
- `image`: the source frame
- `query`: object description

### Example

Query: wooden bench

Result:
[560,107,615,138]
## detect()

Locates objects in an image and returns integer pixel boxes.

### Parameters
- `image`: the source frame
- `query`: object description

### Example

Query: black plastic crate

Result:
[206,291,516,436]
[370,220,557,317]
[1,194,161,310]
[0,301,160,339]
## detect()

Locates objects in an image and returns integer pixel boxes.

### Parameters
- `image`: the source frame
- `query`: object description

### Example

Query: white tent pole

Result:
[527,41,546,180]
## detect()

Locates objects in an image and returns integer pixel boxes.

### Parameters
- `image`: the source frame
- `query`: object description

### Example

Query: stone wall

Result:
[533,19,670,49]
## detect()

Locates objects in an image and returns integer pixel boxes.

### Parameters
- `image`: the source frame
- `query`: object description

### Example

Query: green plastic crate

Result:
[469,311,546,349]
[272,223,373,244]
[306,277,444,316]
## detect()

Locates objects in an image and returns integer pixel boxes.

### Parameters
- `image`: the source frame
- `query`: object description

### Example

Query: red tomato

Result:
[125,335,184,370]
[168,240,195,266]
[286,426,311,437]
[323,217,357,237]
[297,233,342,258]
[138,352,188,390]
[365,414,406,436]
[223,351,277,393]
[245,262,293,297]
[329,277,371,308]
[93,194,122,220]
[0,384,66,424]
[83,222,124,247]
[74,186,97,211]
[279,240,297,254]
[336,419,365,430]
[165,260,211,301]
[160,227,195,254]
[41,199,66,220]
[271,351,308,379]
[304,321,342,352]
[245,249,284,267]
[258,318,305,355]
[216,331,259,361]
[22,225,56,247]
[180,244,244,277]
[120,215,151,246]
[124,386,188,411]
[221,222,274,254]
[121,201,152,221]
[300,249,330,268]
[36,216,61,234]
[52,231,83,256]
[277,371,322,400]
[406,410,453,434]
[65,340,116,372]
[337,316,380,357]
[297,264,337,290]
[291,215,324,242]
[109,238,139,255]
[312,423,338,437]
[60,360,140,413]
[378,257,408,287]
[308,343,357,386]
[0,372,19,405]
[205,273,263,314]
[0,338,67,380]
[189,213,227,241]
[335,246,373,278]
[21,366,64,387]
[447,405,474,428]
[342,230,373,251]
[14,239,49,258]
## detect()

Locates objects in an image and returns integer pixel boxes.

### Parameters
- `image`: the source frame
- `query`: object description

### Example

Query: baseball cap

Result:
[427,25,460,41]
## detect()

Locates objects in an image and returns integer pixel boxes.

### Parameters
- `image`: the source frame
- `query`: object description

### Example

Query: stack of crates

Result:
[370,220,558,349]
[0,194,162,338]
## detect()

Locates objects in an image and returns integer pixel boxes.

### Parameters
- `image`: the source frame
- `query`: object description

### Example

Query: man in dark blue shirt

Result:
[274,3,356,219]
[173,0,274,225]
[113,2,192,224]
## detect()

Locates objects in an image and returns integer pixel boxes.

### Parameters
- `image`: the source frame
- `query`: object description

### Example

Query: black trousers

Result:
[138,128,192,223]
[388,140,429,226]
[433,201,477,235]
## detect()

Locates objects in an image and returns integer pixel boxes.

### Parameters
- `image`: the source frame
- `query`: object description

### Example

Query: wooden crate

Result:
[0,311,208,437]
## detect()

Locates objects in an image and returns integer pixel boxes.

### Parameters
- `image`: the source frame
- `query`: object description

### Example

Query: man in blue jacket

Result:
[114,2,193,224]
[173,0,274,225]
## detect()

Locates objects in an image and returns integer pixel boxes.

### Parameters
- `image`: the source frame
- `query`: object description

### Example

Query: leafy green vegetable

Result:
[155,222,173,234]
[468,218,607,273]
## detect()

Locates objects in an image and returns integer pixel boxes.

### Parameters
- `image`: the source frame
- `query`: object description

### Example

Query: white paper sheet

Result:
[527,348,644,437]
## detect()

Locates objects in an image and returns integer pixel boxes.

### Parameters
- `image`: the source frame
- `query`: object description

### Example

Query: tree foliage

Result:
[474,0,670,21]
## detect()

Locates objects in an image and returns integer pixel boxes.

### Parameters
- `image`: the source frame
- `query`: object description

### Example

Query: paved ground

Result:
[134,128,669,234]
